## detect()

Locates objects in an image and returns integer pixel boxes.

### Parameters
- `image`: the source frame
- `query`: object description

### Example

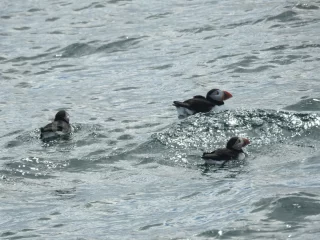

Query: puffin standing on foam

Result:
[173,89,233,117]
[202,137,250,165]
[40,110,71,140]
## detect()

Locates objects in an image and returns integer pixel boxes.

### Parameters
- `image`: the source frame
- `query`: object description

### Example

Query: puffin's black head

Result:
[54,110,70,123]
[226,137,250,151]
[206,89,233,105]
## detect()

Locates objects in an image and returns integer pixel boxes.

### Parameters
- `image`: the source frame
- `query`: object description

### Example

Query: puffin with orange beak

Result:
[202,137,250,165]
[173,89,233,117]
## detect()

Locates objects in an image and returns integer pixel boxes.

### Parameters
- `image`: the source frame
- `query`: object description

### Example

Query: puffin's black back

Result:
[226,137,239,150]
[40,110,71,140]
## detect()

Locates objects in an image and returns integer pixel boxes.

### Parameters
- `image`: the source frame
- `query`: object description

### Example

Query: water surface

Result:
[1,0,320,239]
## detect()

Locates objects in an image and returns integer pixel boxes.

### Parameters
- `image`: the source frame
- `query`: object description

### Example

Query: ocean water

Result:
[1,0,320,239]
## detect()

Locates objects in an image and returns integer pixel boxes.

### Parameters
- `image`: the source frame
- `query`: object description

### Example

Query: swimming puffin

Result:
[173,89,232,117]
[40,110,71,140]
[202,137,250,165]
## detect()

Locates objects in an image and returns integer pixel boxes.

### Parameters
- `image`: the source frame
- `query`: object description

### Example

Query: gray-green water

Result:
[1,0,320,239]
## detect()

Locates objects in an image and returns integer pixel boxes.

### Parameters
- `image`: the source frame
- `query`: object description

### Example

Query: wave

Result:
[59,37,144,58]
[153,109,320,150]
[2,109,320,180]
[103,109,320,170]
[295,3,319,10]
[198,192,320,239]
[284,98,320,111]
[5,36,147,63]
[266,10,299,22]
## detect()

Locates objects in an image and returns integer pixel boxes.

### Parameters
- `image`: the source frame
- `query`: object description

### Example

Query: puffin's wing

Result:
[202,149,233,161]
[184,98,213,112]
[40,122,56,133]
[40,121,67,133]
[193,95,206,100]
[40,121,71,140]
[173,101,191,108]
[202,151,223,160]
[173,94,206,107]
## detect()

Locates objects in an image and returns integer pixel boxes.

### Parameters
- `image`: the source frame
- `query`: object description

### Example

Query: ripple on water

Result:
[3,156,65,179]
[14,82,32,88]
[57,37,146,58]
[295,3,319,10]
[114,86,140,91]
[145,12,172,20]
[73,2,106,11]
[232,65,275,73]
[293,44,320,50]
[59,43,95,58]
[54,187,76,199]
[45,17,60,22]
[13,27,31,31]
[1,121,146,180]
[269,54,311,66]
[95,36,145,54]
[252,192,320,222]
[198,191,320,239]
[267,10,299,22]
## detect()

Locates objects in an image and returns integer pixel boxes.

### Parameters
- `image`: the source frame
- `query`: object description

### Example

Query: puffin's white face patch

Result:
[232,138,244,150]
[65,113,70,123]
[209,89,224,102]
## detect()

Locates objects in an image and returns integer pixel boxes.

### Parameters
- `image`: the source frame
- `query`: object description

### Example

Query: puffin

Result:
[40,110,71,140]
[173,89,233,117]
[202,137,250,165]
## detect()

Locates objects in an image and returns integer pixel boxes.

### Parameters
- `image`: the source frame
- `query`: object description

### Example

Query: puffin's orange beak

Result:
[223,91,233,100]
[243,138,250,146]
